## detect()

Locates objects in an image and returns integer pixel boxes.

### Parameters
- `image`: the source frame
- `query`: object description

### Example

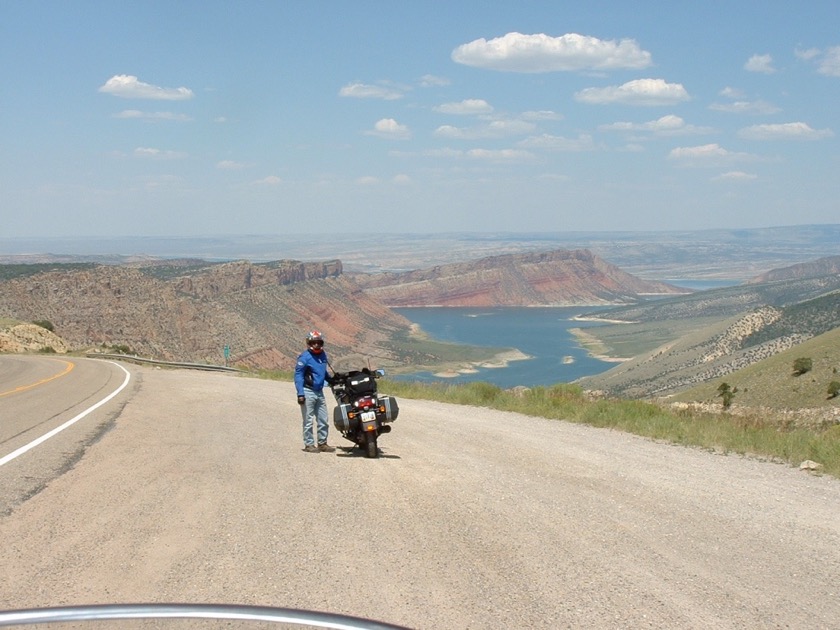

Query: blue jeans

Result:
[301,388,329,446]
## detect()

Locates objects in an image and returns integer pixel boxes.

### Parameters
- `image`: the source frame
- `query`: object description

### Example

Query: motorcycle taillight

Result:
[356,396,375,409]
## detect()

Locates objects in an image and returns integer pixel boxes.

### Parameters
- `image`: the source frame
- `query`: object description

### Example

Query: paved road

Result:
[1,360,839,628]
[0,355,132,514]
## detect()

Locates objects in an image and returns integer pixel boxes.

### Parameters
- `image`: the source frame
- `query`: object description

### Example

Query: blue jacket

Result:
[294,349,332,396]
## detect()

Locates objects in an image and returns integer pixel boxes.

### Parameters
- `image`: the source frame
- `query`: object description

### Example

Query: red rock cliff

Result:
[353,249,685,307]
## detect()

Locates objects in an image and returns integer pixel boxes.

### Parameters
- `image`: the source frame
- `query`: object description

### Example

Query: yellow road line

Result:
[0,359,75,398]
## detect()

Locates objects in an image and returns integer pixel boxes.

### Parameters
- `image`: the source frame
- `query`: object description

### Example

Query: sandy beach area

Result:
[432,349,531,378]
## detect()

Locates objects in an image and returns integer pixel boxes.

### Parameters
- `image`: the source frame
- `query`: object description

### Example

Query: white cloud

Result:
[817,46,840,76]
[366,118,411,139]
[113,110,192,121]
[745,54,776,74]
[711,86,781,114]
[795,47,821,61]
[133,147,187,159]
[451,32,652,72]
[392,174,412,185]
[357,176,380,185]
[434,119,536,140]
[738,122,834,140]
[434,99,494,115]
[796,45,840,76]
[339,82,404,100]
[521,110,563,121]
[99,75,194,100]
[668,143,756,166]
[575,79,690,106]
[599,115,713,135]
[709,100,781,115]
[419,74,450,87]
[434,125,464,139]
[414,147,532,161]
[713,171,758,181]
[719,87,745,99]
[518,133,595,151]
[669,144,729,159]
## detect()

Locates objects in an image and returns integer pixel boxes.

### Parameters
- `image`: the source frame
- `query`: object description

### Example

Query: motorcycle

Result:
[330,368,399,458]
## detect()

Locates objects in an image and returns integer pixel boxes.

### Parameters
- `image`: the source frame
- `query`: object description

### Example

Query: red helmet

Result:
[306,330,324,353]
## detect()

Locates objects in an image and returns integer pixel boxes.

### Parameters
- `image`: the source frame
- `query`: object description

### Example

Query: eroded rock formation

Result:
[353,249,685,306]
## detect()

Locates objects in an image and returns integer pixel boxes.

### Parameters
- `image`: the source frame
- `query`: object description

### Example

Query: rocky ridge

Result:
[0,260,412,371]
[352,248,685,307]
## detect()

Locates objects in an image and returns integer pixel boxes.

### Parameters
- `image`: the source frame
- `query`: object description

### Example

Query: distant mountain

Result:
[747,255,840,284]
[352,249,686,307]
[4,224,839,280]
[583,270,840,325]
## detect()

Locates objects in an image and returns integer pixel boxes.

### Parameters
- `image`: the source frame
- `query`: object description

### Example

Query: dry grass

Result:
[671,327,840,412]
[378,379,840,478]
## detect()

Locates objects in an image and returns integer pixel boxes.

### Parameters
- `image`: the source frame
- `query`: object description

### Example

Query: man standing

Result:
[294,331,336,453]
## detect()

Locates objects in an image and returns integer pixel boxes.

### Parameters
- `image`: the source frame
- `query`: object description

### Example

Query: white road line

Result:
[0,361,131,467]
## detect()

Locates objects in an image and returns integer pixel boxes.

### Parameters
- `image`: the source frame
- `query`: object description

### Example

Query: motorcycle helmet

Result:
[306,330,324,353]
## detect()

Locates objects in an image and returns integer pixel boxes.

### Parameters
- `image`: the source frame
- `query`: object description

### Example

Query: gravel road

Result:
[2,364,839,629]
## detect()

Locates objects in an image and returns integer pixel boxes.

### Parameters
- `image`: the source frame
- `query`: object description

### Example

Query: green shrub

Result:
[32,320,54,332]
[793,357,813,376]
[717,382,737,409]
[828,381,840,399]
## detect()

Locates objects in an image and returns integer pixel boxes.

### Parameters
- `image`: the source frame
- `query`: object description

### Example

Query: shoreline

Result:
[568,327,630,363]
[571,315,637,324]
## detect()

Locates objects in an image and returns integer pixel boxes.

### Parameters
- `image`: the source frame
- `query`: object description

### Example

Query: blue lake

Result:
[392,306,618,388]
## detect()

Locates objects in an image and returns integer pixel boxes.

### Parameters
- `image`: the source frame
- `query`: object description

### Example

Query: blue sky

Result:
[2,1,839,238]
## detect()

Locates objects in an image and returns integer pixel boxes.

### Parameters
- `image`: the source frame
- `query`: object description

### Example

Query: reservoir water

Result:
[392,306,617,388]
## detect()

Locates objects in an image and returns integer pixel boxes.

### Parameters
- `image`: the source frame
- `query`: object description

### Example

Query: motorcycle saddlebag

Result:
[333,403,358,433]
[379,395,399,422]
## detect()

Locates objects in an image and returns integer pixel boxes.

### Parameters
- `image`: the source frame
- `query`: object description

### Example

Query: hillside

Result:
[0,260,430,371]
[670,326,840,424]
[353,248,685,307]
[577,286,840,399]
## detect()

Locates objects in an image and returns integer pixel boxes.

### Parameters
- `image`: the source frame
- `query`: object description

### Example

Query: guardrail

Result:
[85,353,245,373]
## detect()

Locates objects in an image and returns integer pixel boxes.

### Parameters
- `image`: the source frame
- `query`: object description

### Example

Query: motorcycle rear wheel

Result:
[365,433,378,459]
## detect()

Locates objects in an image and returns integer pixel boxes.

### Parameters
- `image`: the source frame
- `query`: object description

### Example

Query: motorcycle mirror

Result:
[375,368,386,377]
